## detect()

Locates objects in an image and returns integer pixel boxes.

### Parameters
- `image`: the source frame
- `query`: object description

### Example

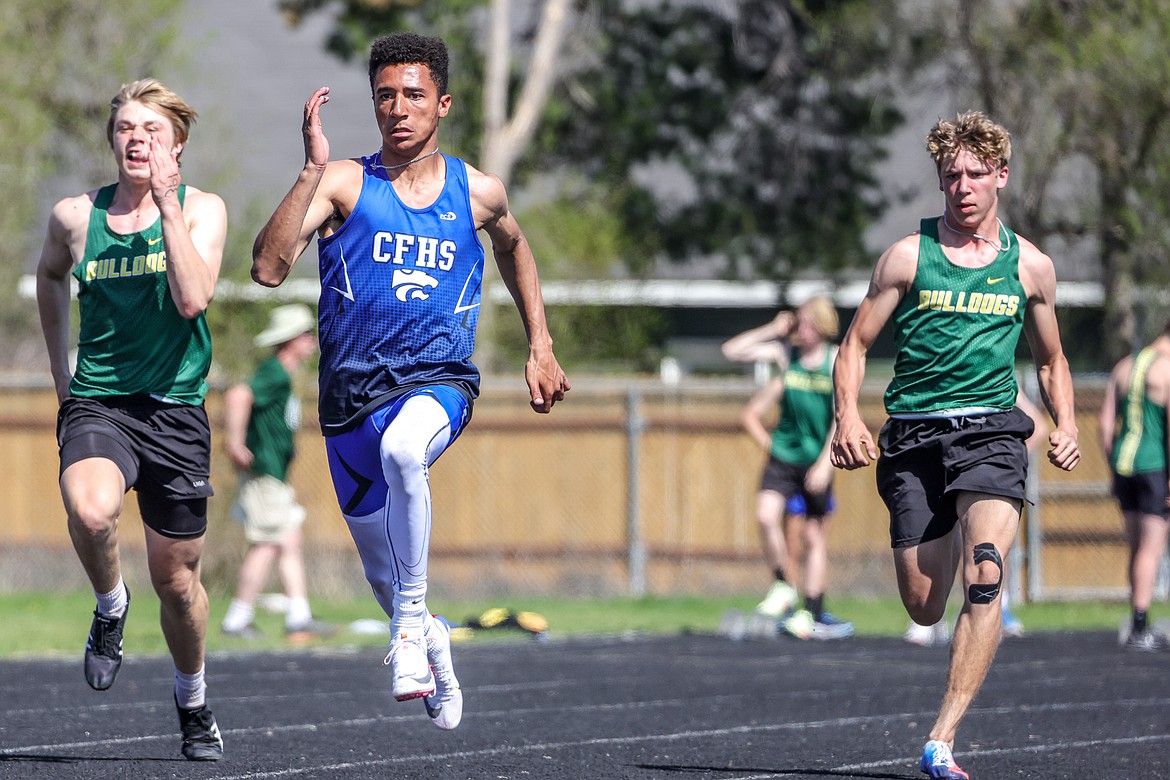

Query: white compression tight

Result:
[341,394,456,633]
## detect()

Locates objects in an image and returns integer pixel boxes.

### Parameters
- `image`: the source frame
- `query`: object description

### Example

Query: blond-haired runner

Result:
[36,78,227,760]
[831,111,1080,779]
[722,297,853,640]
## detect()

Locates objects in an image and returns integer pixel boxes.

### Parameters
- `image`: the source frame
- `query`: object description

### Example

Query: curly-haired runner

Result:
[831,111,1081,779]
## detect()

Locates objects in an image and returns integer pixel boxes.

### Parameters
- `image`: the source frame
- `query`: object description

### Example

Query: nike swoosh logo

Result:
[147,236,163,246]
[453,258,481,314]
[987,276,1005,285]
[329,246,355,301]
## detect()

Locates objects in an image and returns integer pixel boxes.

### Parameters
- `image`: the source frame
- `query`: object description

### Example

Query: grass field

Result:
[0,590,1134,659]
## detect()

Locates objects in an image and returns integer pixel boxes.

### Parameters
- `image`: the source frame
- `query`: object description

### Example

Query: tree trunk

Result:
[1099,170,1136,368]
[475,0,572,373]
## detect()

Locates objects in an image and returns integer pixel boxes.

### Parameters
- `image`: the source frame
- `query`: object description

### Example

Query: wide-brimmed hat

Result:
[254,304,315,348]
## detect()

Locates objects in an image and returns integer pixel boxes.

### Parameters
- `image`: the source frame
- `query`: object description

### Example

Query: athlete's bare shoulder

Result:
[310,158,365,227]
[1014,233,1057,300]
[1146,347,1170,388]
[325,157,366,194]
[180,185,227,216]
[461,160,508,228]
[49,190,97,236]
[870,230,921,295]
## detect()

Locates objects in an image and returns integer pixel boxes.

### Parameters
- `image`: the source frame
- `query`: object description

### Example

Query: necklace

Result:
[371,148,440,171]
[942,213,1011,253]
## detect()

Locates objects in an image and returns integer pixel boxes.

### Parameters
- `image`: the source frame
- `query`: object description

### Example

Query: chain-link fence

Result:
[0,375,1162,604]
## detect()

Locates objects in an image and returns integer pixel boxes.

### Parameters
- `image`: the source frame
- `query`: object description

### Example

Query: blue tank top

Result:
[316,153,484,434]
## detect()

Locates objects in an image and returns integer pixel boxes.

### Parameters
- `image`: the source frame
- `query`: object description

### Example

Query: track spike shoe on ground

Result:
[746,611,780,639]
[782,608,815,639]
[755,581,798,618]
[905,620,949,647]
[285,619,341,644]
[385,628,435,701]
[423,615,463,730]
[176,697,223,761]
[84,589,130,691]
[1001,608,1024,638]
[1125,628,1166,652]
[222,623,262,640]
[718,609,747,641]
[810,612,855,640]
[904,621,934,646]
[919,740,969,779]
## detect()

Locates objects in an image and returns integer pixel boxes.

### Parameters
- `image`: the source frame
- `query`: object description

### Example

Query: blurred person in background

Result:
[36,78,226,760]
[722,297,854,640]
[221,304,338,643]
[1099,320,1170,652]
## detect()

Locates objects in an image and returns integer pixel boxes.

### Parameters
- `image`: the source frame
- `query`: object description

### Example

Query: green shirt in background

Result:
[770,349,834,468]
[1111,346,1168,476]
[71,183,212,404]
[885,217,1025,415]
[246,356,300,481]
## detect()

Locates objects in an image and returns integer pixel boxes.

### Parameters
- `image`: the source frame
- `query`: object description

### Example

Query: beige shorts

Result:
[231,474,306,544]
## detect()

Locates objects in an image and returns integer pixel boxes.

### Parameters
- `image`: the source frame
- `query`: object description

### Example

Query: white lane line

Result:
[5,696,1165,777]
[825,733,1170,777]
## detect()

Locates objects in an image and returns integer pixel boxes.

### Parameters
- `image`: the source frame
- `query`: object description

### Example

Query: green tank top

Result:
[246,356,299,481]
[71,184,212,404]
[770,348,834,467]
[1111,347,1168,476]
[884,218,1025,415]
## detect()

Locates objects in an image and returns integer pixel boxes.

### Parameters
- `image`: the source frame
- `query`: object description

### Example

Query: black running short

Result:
[876,407,1033,549]
[758,456,833,517]
[57,395,214,538]
[1112,471,1170,517]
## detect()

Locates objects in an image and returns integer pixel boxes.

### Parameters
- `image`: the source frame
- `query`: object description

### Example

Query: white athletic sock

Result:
[391,589,427,634]
[285,597,313,630]
[95,579,128,618]
[174,666,206,710]
[221,598,255,632]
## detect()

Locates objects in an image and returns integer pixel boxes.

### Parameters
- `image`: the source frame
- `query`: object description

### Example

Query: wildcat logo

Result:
[393,269,439,301]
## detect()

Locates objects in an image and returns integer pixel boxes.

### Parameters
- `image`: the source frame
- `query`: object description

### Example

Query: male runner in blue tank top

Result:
[831,112,1080,779]
[252,32,570,732]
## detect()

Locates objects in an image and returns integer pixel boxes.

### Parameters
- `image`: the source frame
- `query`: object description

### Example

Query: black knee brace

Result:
[967,543,1003,605]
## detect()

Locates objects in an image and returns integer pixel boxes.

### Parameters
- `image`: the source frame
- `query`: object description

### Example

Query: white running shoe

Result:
[756,581,799,618]
[905,619,949,647]
[904,621,935,647]
[385,628,435,702]
[423,615,463,730]
[782,608,815,639]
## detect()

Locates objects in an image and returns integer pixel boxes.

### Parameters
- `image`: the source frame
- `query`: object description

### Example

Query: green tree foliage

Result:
[542,0,905,281]
[940,0,1170,365]
[1,0,181,363]
[275,0,912,372]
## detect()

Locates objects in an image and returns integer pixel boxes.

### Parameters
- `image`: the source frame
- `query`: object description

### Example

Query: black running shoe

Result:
[84,589,129,691]
[176,697,224,761]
